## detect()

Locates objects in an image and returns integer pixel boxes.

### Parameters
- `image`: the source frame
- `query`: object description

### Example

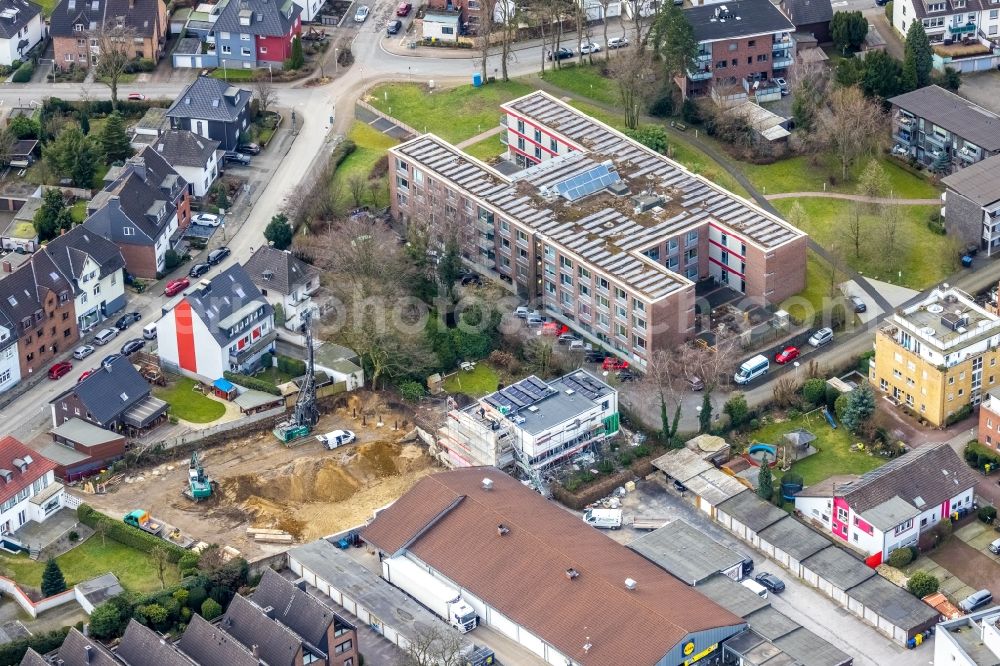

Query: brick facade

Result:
[17,290,78,379]
[117,244,158,280]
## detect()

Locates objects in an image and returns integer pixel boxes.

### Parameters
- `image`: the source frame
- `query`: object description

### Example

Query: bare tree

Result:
[816,86,886,180]
[347,173,367,208]
[843,200,867,259]
[151,546,169,589]
[93,519,110,547]
[598,0,613,63]
[610,50,657,129]
[477,1,495,81]
[92,21,138,111]
[495,0,518,81]
[878,199,905,277]
[403,626,466,666]
[641,349,688,445]
[856,158,889,212]
[253,72,279,118]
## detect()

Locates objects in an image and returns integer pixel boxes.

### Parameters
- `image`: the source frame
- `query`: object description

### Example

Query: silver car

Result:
[73,344,95,360]
[808,327,833,347]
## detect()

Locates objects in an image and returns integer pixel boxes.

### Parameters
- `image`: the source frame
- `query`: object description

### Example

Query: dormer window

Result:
[73,22,83,31]
[954,0,965,8]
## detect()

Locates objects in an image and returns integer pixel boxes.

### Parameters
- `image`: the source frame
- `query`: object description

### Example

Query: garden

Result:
[154,377,227,424]
[442,363,500,398]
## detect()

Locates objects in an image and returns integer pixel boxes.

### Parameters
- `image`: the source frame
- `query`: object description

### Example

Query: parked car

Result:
[514,306,538,319]
[48,361,73,380]
[959,589,993,613]
[387,19,402,35]
[236,143,261,155]
[617,371,636,382]
[354,5,370,21]
[223,151,251,166]
[557,333,580,345]
[607,36,629,49]
[755,572,786,593]
[526,315,545,328]
[460,273,482,286]
[688,376,705,391]
[93,327,119,346]
[602,357,629,371]
[875,0,888,6]
[850,295,867,313]
[579,41,601,54]
[546,47,573,61]
[989,537,1000,554]
[808,327,833,347]
[115,311,141,330]
[568,340,591,352]
[774,346,799,365]
[317,429,356,449]
[396,1,412,15]
[541,321,564,336]
[100,353,121,368]
[192,213,221,227]
[207,246,231,265]
[164,278,190,297]
[189,262,211,278]
[120,339,145,356]
[78,370,94,383]
[127,92,146,101]
[774,77,788,95]
[72,344,95,360]
[585,349,609,363]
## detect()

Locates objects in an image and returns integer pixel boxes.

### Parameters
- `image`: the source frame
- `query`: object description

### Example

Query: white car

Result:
[808,327,833,348]
[354,5,370,21]
[192,213,220,227]
[72,344,95,360]
[317,429,356,449]
[607,36,629,49]
[579,41,601,54]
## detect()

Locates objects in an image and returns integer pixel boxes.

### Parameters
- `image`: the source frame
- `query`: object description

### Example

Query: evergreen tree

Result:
[288,36,304,70]
[437,236,463,287]
[100,112,133,163]
[842,382,876,433]
[860,49,902,100]
[264,213,293,250]
[652,5,698,90]
[757,463,774,502]
[43,126,100,188]
[699,391,712,433]
[214,182,229,210]
[32,188,73,242]
[77,111,90,135]
[41,558,67,597]
[904,22,933,90]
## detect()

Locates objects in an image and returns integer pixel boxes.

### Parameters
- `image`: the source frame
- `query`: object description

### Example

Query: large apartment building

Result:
[892,0,1000,71]
[941,153,1000,255]
[387,91,808,367]
[682,0,796,99]
[870,285,1000,426]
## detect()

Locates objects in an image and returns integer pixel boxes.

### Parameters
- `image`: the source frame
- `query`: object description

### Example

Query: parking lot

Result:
[958,70,1000,116]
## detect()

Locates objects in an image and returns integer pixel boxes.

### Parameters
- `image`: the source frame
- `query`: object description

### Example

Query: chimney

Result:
[2,261,10,273]
[198,279,211,295]
[583,639,592,654]
[481,477,493,491]
[262,605,275,619]
[624,578,637,590]
[497,523,509,536]
[128,0,134,7]
[252,645,260,660]
[84,645,93,663]
[127,155,146,181]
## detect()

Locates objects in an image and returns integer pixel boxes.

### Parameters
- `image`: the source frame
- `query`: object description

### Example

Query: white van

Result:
[734,354,769,385]
[582,508,622,530]
[142,323,158,340]
[741,578,768,599]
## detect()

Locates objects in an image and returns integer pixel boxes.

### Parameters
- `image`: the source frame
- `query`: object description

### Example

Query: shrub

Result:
[222,371,282,396]
[802,378,827,405]
[138,603,168,628]
[187,586,208,610]
[681,98,701,124]
[979,505,997,524]
[178,554,200,571]
[68,530,79,542]
[0,628,70,665]
[398,381,426,402]
[887,548,913,568]
[834,392,850,423]
[906,571,939,597]
[945,403,973,426]
[276,355,306,376]
[200,598,222,620]
[11,61,33,83]
[723,392,750,429]
[164,249,182,271]
[597,459,614,474]
[634,444,651,458]
[825,385,841,410]
[77,504,188,562]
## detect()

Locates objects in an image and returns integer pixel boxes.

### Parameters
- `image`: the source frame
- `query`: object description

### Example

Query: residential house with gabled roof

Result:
[22,628,120,666]
[212,0,301,68]
[40,224,126,332]
[177,614,261,666]
[795,443,978,562]
[778,0,832,42]
[251,568,359,664]
[84,149,191,279]
[0,307,18,394]
[50,356,167,433]
[115,620,196,665]
[941,153,1000,255]
[243,246,320,331]
[157,264,276,382]
[150,129,221,197]
[0,249,79,379]
[0,436,63,542]
[218,593,313,665]
[166,76,251,153]
[0,0,43,66]
[49,0,167,70]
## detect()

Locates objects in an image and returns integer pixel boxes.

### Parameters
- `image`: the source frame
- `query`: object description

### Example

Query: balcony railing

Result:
[772,57,793,69]
[925,132,948,148]
[688,68,712,81]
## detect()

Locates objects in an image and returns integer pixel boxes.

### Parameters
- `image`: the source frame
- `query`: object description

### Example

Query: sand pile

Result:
[215,441,434,540]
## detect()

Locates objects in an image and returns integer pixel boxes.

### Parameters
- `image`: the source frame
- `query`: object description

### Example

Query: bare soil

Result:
[78,397,440,559]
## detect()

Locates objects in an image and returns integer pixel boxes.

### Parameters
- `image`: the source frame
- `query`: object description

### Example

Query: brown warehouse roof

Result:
[362,467,745,665]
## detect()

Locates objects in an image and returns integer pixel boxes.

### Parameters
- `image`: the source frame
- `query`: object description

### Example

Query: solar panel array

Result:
[484,376,555,414]
[560,372,610,401]
[554,163,620,201]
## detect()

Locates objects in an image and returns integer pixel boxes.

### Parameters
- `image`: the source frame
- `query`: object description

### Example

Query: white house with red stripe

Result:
[157,265,276,383]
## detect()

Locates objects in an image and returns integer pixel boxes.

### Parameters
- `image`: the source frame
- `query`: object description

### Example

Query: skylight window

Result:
[554,162,621,202]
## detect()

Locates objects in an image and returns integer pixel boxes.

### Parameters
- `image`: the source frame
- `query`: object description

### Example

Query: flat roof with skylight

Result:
[885,285,1000,353]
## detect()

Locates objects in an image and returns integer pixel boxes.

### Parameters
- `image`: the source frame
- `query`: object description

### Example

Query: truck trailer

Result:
[383,556,478,633]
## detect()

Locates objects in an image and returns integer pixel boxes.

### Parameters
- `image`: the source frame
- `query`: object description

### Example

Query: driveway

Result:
[929,537,1000,602]
[958,70,1000,115]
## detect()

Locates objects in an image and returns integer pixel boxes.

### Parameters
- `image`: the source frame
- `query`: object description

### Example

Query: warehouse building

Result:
[359,468,748,665]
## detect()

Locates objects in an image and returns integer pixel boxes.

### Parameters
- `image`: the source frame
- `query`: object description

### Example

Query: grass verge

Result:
[463,134,507,162]
[539,62,619,106]
[781,252,835,325]
[741,154,940,198]
[155,377,226,423]
[330,121,398,212]
[442,364,499,397]
[211,68,256,81]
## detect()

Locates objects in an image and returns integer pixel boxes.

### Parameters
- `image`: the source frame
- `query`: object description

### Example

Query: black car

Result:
[207,247,231,265]
[101,353,121,368]
[236,143,261,155]
[755,572,786,593]
[189,262,211,278]
[120,339,145,356]
[460,273,482,286]
[387,19,402,35]
[672,479,687,492]
[223,151,251,166]
[546,47,573,61]
[617,371,636,382]
[850,295,867,313]
[585,350,609,363]
[115,312,141,330]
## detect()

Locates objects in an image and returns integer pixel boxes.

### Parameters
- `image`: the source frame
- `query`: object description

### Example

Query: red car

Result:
[48,361,73,380]
[602,357,629,371]
[775,346,800,364]
[164,278,190,297]
[78,370,94,383]
[396,1,412,15]
[127,92,146,101]
[541,322,569,336]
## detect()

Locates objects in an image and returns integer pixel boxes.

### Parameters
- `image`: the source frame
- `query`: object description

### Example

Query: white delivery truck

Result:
[383,556,479,633]
[734,354,769,385]
[583,508,623,529]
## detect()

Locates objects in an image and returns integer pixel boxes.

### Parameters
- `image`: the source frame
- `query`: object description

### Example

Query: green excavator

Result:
[185,451,213,501]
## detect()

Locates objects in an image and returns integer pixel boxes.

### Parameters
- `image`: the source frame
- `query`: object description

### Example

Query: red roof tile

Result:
[0,436,57,505]
[361,468,745,665]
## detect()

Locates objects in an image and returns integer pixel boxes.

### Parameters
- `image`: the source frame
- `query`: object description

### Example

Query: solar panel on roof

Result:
[553,163,620,201]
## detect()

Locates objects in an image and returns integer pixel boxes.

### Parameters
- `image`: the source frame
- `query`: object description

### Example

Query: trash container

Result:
[472,72,483,87]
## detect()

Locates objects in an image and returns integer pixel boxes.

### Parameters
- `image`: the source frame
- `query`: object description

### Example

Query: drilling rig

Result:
[272,309,319,443]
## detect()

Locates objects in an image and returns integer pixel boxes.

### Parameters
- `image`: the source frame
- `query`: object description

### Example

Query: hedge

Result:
[0,627,70,665]
[77,504,188,563]
[965,440,1000,472]
[11,61,33,84]
[276,355,306,377]
[222,371,282,396]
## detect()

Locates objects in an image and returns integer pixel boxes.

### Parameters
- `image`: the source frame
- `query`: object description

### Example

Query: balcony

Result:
[689,68,712,81]
[773,34,793,48]
[949,22,976,34]
[696,51,711,62]
[958,146,980,162]
[772,56,793,69]
[924,132,949,149]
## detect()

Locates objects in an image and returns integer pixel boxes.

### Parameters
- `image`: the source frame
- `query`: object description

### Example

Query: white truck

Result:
[583,508,623,529]
[382,556,479,633]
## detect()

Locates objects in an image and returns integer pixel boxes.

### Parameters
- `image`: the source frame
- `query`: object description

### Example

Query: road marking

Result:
[832,1,848,5]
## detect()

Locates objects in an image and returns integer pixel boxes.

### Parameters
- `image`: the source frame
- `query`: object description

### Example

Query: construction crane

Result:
[273,309,319,443]
[184,451,213,501]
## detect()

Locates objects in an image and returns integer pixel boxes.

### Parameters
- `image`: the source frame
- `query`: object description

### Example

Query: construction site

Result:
[80,393,440,559]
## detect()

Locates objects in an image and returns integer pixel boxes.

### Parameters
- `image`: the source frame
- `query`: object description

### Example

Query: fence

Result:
[62,494,82,510]
[141,406,286,452]
[0,575,76,618]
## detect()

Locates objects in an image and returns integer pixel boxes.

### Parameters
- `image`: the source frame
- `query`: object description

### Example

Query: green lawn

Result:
[330,122,398,211]
[741,154,941,198]
[367,80,534,144]
[154,377,226,423]
[748,410,886,486]
[211,68,256,81]
[0,536,180,594]
[781,253,835,326]
[463,134,507,162]
[540,62,619,106]
[69,200,88,223]
[772,198,957,289]
[442,364,499,397]
[37,0,57,15]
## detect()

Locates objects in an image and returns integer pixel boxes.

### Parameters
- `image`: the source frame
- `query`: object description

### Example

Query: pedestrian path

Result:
[455,125,504,149]
[765,192,941,205]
